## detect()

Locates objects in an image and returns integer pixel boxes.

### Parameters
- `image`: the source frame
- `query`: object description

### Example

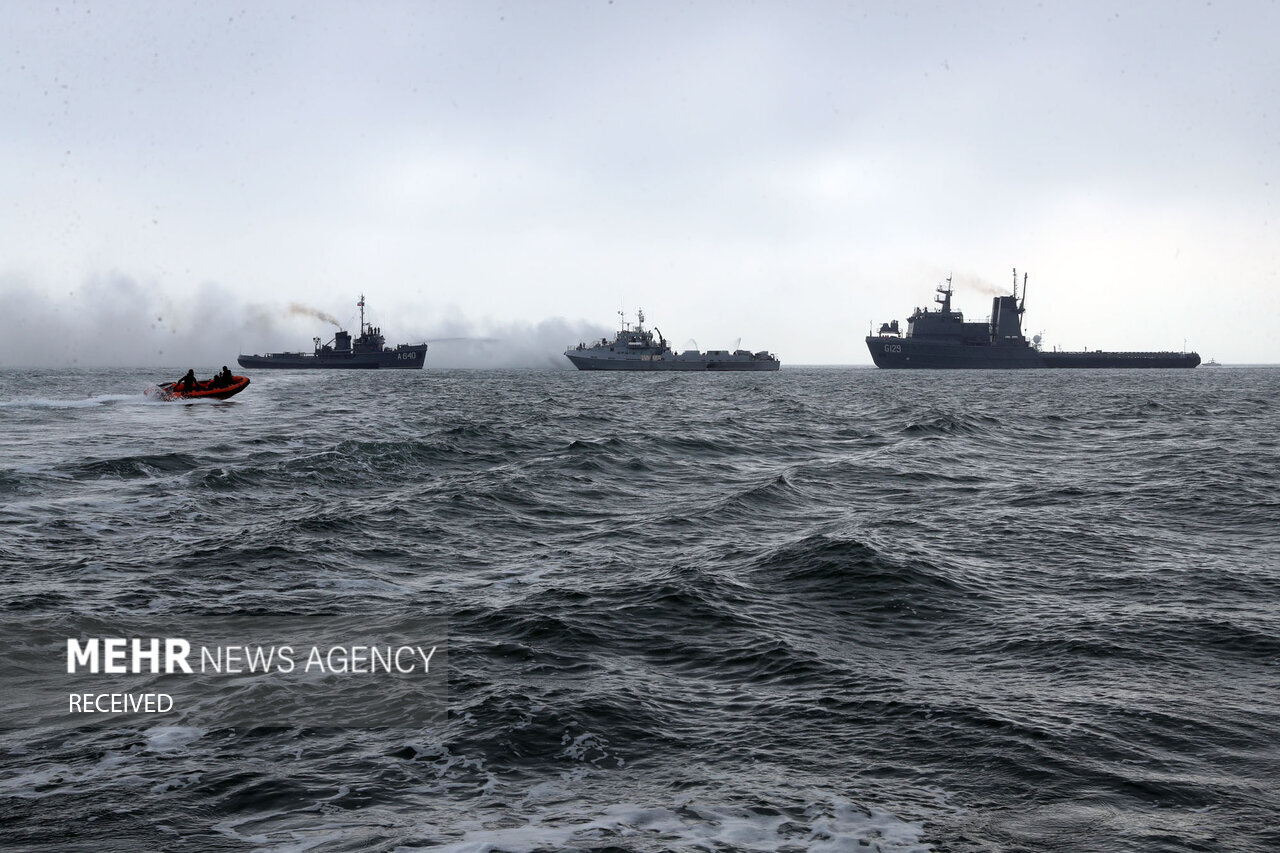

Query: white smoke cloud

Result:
[952,272,1009,298]
[410,315,610,369]
[0,273,609,369]
[0,274,273,368]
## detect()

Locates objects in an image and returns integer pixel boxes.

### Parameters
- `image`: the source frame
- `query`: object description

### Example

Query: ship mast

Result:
[1012,269,1026,315]
[935,275,953,312]
[358,294,367,333]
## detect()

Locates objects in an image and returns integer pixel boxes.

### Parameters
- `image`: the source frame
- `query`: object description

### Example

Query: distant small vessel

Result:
[149,375,250,401]
[1203,358,1221,367]
[866,270,1201,369]
[238,296,427,370]
[566,310,780,371]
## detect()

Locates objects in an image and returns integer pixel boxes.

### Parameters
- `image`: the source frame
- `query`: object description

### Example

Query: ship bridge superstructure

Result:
[900,274,1027,346]
[573,309,672,356]
[312,294,393,356]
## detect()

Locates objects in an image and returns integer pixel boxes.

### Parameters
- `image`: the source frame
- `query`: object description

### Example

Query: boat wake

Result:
[0,393,159,409]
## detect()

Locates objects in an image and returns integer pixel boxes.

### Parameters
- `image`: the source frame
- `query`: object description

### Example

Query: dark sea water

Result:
[1,366,1277,852]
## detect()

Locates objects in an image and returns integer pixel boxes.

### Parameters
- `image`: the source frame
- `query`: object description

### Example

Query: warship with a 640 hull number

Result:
[238,296,427,370]
[866,270,1200,369]
[567,310,780,371]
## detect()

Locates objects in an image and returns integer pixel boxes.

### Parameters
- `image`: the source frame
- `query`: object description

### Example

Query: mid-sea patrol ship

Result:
[567,310,780,371]
[238,295,427,370]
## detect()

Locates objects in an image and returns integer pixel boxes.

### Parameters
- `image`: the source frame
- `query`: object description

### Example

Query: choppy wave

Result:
[1,367,1278,852]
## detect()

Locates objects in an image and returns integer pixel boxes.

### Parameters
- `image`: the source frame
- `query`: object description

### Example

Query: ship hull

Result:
[867,338,1043,369]
[1040,351,1201,368]
[238,346,427,370]
[867,338,1200,369]
[566,353,780,371]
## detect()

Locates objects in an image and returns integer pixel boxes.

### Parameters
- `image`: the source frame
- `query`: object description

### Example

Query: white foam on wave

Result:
[0,725,212,802]
[215,813,391,853]
[0,392,157,408]
[421,795,931,853]
[212,814,277,845]
[144,725,206,753]
[0,744,141,799]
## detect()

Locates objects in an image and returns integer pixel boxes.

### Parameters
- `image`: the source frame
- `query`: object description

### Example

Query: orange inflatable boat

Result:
[150,375,251,401]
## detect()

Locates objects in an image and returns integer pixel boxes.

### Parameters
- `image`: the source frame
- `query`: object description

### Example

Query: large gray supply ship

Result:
[866,270,1200,369]
[238,296,428,370]
[566,310,780,371]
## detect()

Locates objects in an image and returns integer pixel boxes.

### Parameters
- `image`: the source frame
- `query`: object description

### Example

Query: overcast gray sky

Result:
[2,0,1277,366]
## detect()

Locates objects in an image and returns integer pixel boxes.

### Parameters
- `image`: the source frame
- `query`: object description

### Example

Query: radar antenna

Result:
[935,274,954,312]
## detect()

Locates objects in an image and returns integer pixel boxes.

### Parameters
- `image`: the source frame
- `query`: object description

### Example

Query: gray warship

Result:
[866,270,1200,369]
[238,296,427,370]
[566,310,780,371]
